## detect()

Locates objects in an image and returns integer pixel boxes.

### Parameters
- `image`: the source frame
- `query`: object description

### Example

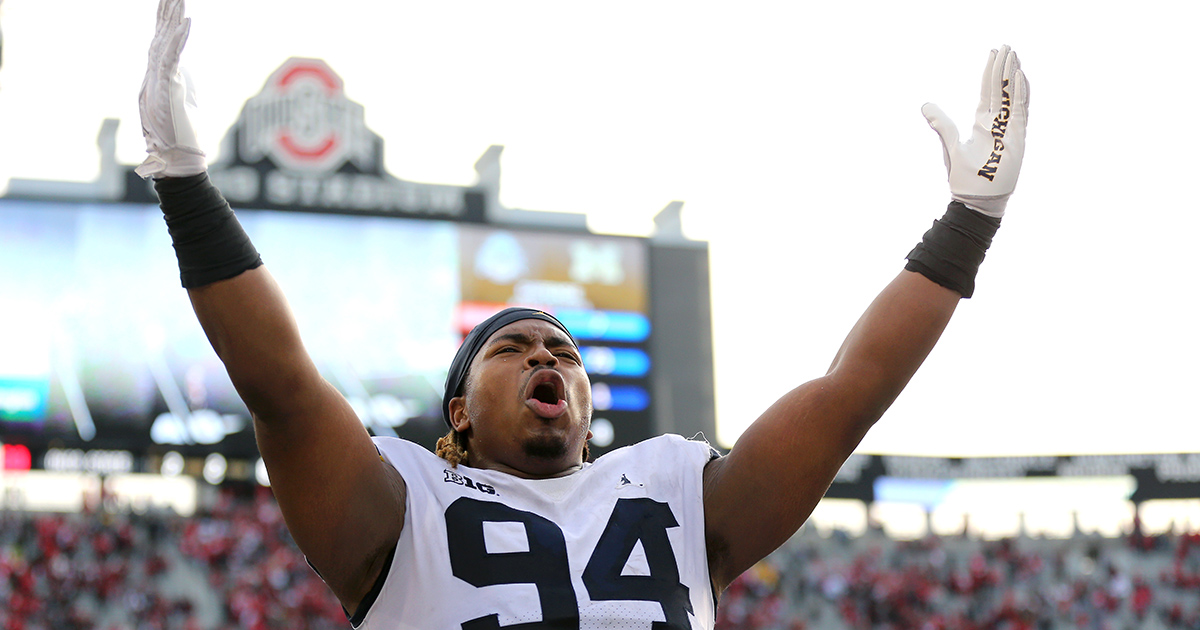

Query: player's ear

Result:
[448,396,471,432]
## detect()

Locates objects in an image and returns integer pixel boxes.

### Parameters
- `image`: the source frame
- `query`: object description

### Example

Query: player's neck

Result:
[474,459,585,480]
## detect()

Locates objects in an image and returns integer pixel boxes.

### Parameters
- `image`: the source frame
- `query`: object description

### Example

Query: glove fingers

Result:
[149,0,169,64]
[145,0,191,149]
[1001,47,1019,109]
[149,0,184,69]
[988,44,1011,116]
[998,48,1027,149]
[974,48,997,123]
[161,0,185,61]
[158,0,177,43]
[166,0,185,33]
[156,0,170,33]
[157,17,189,86]
[1012,68,1030,124]
[166,18,191,68]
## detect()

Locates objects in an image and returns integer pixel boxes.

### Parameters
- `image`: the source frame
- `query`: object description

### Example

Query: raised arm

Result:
[703,46,1029,591]
[138,0,404,612]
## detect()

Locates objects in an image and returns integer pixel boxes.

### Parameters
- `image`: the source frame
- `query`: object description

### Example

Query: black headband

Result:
[442,307,577,429]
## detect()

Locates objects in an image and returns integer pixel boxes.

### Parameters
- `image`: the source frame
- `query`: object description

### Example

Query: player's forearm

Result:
[824,270,959,424]
[153,174,318,419]
[823,197,1003,422]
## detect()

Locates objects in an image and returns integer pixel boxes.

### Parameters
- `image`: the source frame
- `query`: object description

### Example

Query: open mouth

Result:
[531,382,560,405]
[525,371,567,418]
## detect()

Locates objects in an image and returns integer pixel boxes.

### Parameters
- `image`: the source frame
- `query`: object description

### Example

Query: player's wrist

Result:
[154,172,262,288]
[904,201,1001,298]
[952,193,1008,219]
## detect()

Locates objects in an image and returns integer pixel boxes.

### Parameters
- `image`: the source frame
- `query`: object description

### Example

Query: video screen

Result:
[0,199,651,460]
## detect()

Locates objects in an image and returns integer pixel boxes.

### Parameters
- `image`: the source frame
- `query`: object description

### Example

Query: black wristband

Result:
[154,173,263,289]
[904,202,1001,298]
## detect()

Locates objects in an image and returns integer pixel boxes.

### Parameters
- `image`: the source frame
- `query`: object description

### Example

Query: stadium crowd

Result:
[1,488,1197,630]
[0,487,344,630]
[717,519,1200,630]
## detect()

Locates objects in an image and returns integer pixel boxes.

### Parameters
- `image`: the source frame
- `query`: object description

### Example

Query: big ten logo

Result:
[569,241,625,285]
[444,470,497,495]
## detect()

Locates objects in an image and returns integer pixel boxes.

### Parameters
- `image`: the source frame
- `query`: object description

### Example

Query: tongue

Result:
[526,398,567,418]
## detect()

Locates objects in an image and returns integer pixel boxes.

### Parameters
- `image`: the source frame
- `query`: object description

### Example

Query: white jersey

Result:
[354,434,719,630]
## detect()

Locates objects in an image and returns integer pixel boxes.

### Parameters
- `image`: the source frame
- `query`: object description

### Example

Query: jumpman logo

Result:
[616,474,643,489]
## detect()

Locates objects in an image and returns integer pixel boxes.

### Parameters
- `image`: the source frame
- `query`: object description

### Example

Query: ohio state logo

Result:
[237,58,375,174]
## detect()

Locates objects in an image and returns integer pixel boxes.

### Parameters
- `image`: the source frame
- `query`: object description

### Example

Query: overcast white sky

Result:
[1,1,1196,456]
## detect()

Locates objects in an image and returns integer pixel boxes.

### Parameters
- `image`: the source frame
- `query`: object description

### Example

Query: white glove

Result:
[922,46,1029,218]
[135,0,206,179]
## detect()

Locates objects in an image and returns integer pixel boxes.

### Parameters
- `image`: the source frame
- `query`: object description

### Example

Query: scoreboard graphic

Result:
[0,201,656,463]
